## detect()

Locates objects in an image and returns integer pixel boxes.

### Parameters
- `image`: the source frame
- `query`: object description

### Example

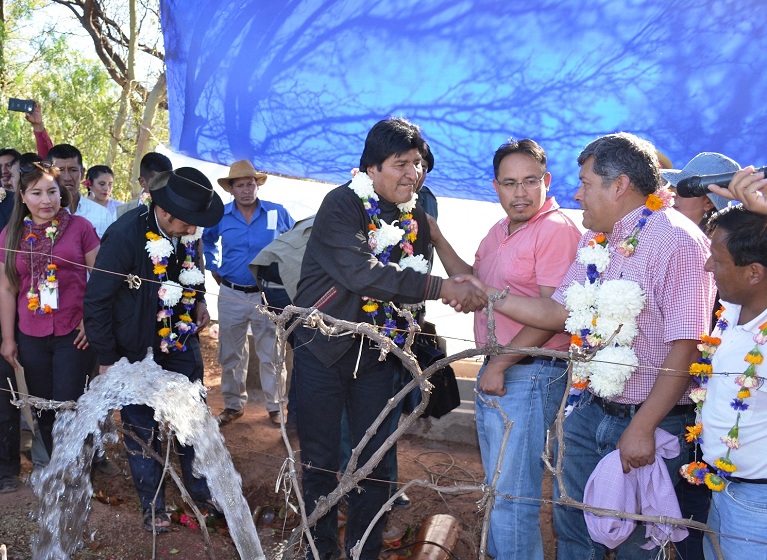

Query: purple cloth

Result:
[583,428,689,550]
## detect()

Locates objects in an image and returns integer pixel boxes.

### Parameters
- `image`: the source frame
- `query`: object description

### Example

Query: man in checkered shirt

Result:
[466,132,716,558]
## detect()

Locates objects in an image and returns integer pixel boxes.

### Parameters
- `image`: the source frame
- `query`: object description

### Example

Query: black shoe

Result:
[393,492,411,507]
[217,408,244,426]
[0,476,20,493]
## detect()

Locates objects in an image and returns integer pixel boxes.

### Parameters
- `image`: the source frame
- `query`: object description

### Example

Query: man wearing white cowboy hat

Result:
[84,167,225,532]
[202,160,294,426]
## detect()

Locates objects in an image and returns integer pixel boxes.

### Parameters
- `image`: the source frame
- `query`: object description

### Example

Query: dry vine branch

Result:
[118,426,215,560]
[6,295,730,559]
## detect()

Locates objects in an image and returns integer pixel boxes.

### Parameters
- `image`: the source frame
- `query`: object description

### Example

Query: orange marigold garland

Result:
[680,306,767,491]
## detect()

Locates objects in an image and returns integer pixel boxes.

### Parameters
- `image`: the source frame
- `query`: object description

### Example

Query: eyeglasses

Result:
[19,160,53,174]
[497,174,546,192]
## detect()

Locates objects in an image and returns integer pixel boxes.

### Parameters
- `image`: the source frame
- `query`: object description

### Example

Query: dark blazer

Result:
[84,205,205,365]
[294,183,441,366]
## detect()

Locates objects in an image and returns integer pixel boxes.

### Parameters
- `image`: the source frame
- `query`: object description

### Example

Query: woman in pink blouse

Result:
[0,161,100,457]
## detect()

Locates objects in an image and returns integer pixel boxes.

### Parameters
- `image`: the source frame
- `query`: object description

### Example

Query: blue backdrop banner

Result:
[160,0,767,207]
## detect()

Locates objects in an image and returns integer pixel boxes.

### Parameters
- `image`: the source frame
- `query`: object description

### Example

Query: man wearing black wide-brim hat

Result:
[84,167,224,532]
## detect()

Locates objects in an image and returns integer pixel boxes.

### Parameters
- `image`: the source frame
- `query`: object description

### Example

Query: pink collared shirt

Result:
[474,197,581,349]
[553,206,715,404]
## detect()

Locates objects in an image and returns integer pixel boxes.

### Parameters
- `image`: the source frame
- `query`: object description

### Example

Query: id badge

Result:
[267,209,278,230]
[39,286,59,309]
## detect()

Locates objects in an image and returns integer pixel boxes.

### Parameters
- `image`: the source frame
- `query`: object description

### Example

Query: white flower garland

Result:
[374,220,406,254]
[350,171,376,199]
[158,280,184,307]
[400,254,429,274]
[181,228,203,245]
[565,236,646,399]
[145,235,173,262]
[179,267,205,286]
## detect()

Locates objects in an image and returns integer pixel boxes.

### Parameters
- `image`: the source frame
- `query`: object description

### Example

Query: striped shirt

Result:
[553,205,715,404]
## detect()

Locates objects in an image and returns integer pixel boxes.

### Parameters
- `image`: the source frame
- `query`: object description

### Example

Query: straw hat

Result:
[217,160,268,192]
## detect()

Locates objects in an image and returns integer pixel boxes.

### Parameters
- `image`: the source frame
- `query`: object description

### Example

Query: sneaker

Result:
[217,408,244,426]
[0,476,20,493]
[393,492,411,507]
[268,411,282,426]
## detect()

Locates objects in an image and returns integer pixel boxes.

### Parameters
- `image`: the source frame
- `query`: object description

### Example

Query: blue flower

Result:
[730,398,749,411]
[586,264,599,283]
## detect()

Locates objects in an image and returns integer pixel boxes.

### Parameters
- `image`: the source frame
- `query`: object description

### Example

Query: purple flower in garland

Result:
[730,399,749,411]
[586,264,599,283]
[379,247,393,265]
[365,198,380,220]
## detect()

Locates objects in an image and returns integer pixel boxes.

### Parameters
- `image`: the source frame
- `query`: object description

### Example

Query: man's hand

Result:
[477,357,509,396]
[616,419,657,473]
[73,319,89,350]
[439,276,488,312]
[195,301,210,329]
[24,101,45,132]
[708,166,767,216]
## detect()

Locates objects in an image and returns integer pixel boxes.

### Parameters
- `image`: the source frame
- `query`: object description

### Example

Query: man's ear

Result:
[612,174,632,197]
[748,262,767,286]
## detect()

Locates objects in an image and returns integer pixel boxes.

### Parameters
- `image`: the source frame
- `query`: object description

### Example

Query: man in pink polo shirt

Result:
[430,138,581,560]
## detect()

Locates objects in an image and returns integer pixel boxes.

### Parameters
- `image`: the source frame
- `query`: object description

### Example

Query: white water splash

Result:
[31,351,265,560]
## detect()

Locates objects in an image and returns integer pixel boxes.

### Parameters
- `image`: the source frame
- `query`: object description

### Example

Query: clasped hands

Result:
[440,274,489,313]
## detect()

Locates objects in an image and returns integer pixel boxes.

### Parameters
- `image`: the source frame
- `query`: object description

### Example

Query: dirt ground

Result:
[0,329,557,560]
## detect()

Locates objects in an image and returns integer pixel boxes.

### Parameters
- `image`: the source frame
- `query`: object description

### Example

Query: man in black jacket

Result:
[84,167,223,532]
[293,117,487,559]
[0,181,18,493]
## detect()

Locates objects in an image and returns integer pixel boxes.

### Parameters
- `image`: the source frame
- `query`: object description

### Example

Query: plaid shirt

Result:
[553,206,715,404]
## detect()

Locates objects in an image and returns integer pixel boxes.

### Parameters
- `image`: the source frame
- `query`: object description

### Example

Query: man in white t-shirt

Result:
[695,205,767,557]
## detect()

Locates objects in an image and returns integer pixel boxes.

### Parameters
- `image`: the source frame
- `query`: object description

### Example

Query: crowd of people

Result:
[1,106,766,560]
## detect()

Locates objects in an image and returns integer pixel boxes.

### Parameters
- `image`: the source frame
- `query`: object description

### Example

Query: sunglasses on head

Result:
[19,160,54,174]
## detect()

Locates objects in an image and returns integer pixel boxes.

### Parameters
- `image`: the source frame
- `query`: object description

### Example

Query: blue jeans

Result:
[120,336,211,512]
[17,329,96,457]
[475,357,567,560]
[554,394,693,559]
[703,480,767,558]
[294,342,398,560]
